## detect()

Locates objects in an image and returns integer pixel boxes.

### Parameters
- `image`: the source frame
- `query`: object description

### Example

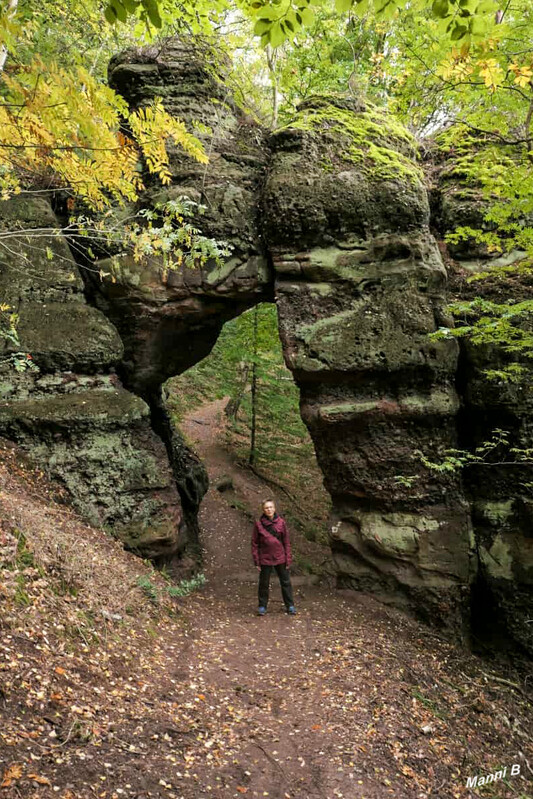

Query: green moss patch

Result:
[277,96,423,186]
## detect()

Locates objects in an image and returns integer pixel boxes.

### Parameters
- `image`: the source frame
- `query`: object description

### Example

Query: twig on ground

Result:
[252,741,288,780]
[480,671,531,701]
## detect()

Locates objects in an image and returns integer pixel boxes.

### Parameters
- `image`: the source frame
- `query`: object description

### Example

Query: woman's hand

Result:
[256,565,261,571]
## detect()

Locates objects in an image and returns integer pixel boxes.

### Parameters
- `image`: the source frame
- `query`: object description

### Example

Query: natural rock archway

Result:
[1,38,531,654]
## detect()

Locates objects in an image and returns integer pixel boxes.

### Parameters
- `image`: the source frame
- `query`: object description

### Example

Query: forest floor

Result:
[1,401,532,799]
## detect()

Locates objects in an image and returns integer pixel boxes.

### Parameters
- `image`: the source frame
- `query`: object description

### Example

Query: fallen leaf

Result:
[28,774,52,786]
[1,764,23,788]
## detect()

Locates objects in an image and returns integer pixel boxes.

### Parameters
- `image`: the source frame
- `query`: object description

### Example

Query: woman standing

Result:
[251,498,296,616]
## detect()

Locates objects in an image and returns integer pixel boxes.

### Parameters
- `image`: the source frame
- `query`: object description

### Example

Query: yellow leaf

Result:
[510,63,533,88]
[477,58,504,92]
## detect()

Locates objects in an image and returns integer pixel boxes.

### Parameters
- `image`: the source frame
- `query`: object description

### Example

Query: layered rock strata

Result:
[433,155,533,653]
[2,38,531,652]
[0,196,184,561]
[263,98,476,632]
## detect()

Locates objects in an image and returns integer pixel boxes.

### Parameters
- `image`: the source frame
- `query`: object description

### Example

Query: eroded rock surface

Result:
[84,39,273,398]
[0,196,183,561]
[432,153,533,654]
[263,97,476,634]
[2,40,531,653]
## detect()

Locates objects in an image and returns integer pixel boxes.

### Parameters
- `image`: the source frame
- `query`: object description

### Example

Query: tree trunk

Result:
[224,362,250,420]
[265,45,279,129]
[0,0,18,74]
[248,306,259,466]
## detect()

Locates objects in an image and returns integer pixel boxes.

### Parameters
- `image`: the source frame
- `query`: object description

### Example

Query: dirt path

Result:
[180,398,328,592]
[170,401,533,799]
[1,414,531,799]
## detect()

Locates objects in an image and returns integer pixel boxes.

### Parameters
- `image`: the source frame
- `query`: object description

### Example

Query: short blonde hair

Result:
[260,498,276,513]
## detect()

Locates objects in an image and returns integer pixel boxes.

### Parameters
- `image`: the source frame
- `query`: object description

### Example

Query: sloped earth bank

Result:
[0,413,532,799]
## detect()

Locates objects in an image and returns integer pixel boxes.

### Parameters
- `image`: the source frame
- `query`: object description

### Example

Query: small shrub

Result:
[294,555,314,575]
[14,573,31,606]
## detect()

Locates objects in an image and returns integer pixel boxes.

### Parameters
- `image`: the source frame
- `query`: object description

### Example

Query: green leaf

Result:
[112,0,128,23]
[335,0,354,11]
[450,21,468,38]
[252,5,279,19]
[121,0,139,12]
[469,14,489,35]
[253,18,271,35]
[143,0,162,27]
[432,0,449,17]
[269,20,286,47]
[376,0,399,19]
[286,7,301,29]
[300,6,315,25]
[104,4,117,23]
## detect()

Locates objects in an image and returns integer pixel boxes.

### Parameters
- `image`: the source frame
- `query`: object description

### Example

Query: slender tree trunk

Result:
[224,362,250,420]
[248,306,259,466]
[525,95,533,164]
[0,0,18,74]
[495,1,511,23]
[265,45,279,129]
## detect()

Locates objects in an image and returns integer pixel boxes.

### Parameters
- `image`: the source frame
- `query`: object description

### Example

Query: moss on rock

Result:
[0,388,148,432]
[4,302,124,372]
[276,96,423,186]
[264,95,430,250]
[293,294,457,375]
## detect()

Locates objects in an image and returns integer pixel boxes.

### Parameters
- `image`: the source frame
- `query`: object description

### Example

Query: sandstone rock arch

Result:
[1,38,531,655]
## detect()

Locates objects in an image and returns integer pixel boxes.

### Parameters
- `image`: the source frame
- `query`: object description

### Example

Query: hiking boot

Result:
[286,606,297,615]
[257,606,267,616]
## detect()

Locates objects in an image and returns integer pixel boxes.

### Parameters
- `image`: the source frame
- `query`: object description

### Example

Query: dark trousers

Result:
[258,563,294,609]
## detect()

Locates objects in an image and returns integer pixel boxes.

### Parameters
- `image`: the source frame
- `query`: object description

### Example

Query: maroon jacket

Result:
[252,514,292,567]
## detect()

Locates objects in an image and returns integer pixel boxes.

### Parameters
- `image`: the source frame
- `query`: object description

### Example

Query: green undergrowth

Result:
[136,570,207,605]
[277,96,423,185]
